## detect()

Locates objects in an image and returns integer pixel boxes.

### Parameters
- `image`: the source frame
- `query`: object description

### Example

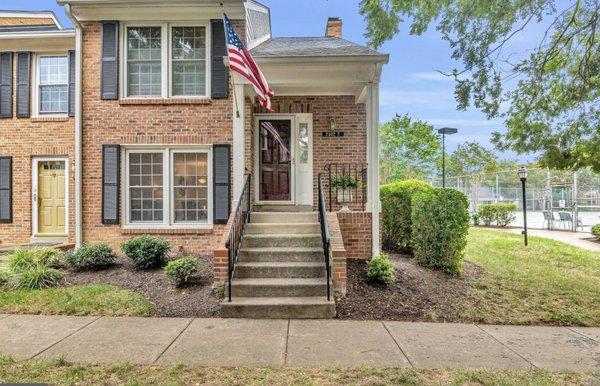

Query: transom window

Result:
[124,148,212,227]
[124,23,209,98]
[38,56,69,114]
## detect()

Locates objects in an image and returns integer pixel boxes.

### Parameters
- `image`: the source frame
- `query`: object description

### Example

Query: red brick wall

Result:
[0,56,75,247]
[337,212,372,259]
[79,21,245,256]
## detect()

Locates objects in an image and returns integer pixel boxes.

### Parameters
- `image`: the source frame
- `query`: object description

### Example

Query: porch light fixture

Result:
[438,127,458,188]
[518,166,528,246]
[329,117,337,131]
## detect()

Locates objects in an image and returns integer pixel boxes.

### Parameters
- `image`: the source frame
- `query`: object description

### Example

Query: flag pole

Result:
[221,3,241,118]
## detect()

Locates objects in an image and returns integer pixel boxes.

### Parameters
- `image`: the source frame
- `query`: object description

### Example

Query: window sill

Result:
[121,227,214,235]
[119,98,212,106]
[31,116,71,122]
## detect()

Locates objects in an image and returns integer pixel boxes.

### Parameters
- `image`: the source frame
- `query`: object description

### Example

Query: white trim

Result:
[32,157,69,237]
[33,52,70,117]
[121,145,213,230]
[253,114,296,205]
[366,82,381,255]
[232,83,245,207]
[120,21,211,100]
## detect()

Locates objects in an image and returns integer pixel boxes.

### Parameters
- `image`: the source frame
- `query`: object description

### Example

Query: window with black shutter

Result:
[102,145,120,224]
[211,20,229,99]
[0,156,12,223]
[101,21,119,100]
[213,144,231,224]
[16,52,31,118]
[0,52,13,118]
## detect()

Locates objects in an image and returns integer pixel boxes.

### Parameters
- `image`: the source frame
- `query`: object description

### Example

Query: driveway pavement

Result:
[0,315,598,371]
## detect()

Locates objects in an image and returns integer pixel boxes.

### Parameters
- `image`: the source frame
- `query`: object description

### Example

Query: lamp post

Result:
[518,166,528,246]
[438,127,458,188]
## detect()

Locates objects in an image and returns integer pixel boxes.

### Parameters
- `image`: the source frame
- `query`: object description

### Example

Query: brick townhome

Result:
[0,0,387,318]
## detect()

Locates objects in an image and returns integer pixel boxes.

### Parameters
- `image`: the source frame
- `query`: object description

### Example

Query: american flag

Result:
[260,121,290,157]
[223,13,274,111]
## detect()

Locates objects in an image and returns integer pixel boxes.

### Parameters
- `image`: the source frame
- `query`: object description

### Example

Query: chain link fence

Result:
[432,168,600,233]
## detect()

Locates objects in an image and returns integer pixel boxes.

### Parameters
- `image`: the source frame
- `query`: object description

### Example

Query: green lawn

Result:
[463,228,600,326]
[0,357,594,386]
[0,284,153,317]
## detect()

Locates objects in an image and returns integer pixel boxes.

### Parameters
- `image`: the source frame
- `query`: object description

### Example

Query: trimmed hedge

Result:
[380,180,433,252]
[164,257,199,287]
[592,224,600,240]
[66,244,116,271]
[366,253,396,284]
[411,188,470,275]
[477,203,518,227]
[121,236,170,270]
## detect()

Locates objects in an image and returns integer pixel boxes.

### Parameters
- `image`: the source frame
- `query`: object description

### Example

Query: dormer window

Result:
[123,23,210,98]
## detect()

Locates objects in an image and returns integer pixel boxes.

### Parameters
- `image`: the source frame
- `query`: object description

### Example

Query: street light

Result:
[518,166,528,246]
[438,127,458,188]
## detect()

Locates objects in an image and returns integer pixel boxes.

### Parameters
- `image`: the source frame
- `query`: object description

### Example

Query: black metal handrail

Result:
[318,174,331,301]
[225,174,251,302]
[324,163,368,211]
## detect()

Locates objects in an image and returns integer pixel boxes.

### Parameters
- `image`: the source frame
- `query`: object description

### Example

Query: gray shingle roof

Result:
[250,37,383,58]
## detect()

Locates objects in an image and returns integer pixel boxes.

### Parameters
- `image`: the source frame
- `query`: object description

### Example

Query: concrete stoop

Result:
[221,209,335,319]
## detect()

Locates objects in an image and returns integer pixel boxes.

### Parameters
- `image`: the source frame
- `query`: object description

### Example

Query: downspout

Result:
[65,4,83,248]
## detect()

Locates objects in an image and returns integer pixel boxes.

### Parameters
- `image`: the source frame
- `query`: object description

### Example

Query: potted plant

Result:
[330,174,362,212]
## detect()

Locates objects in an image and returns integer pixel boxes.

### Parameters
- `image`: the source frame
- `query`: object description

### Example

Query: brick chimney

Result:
[325,17,342,38]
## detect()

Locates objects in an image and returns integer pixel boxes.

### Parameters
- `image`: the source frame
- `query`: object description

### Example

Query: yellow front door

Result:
[38,161,66,235]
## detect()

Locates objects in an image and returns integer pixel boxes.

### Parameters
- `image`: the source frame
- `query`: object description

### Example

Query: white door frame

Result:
[32,156,69,237]
[294,113,314,206]
[254,114,296,205]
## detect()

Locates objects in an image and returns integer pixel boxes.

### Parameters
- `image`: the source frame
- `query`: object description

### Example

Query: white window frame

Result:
[33,52,70,117]
[120,21,211,99]
[122,145,213,230]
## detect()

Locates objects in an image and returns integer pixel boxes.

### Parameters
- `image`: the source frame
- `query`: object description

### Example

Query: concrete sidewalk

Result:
[0,314,598,371]
[502,228,600,252]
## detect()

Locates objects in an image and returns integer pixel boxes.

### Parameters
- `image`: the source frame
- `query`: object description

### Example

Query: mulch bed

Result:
[336,253,483,322]
[64,255,221,318]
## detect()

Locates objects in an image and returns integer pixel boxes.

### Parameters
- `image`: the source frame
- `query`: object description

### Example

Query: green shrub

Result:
[121,236,170,270]
[66,244,117,271]
[164,257,199,286]
[477,203,518,227]
[411,188,470,275]
[2,249,63,290]
[471,213,480,226]
[366,253,396,284]
[330,174,362,189]
[592,224,600,240]
[380,180,433,252]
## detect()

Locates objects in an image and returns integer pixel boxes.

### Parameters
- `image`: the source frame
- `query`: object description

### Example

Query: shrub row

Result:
[380,180,470,275]
[477,203,518,227]
[592,224,600,240]
[0,248,63,290]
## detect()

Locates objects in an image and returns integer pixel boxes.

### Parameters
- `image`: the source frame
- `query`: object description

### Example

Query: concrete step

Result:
[253,205,313,212]
[250,212,318,224]
[220,297,336,319]
[245,223,320,235]
[230,278,329,297]
[234,262,325,279]
[239,247,325,263]
[243,234,322,248]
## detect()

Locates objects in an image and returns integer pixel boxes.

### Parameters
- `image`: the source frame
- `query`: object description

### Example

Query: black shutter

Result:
[102,145,120,224]
[68,50,75,117]
[0,52,13,118]
[211,20,229,99]
[16,52,31,118]
[213,144,231,224]
[101,21,119,100]
[0,156,12,223]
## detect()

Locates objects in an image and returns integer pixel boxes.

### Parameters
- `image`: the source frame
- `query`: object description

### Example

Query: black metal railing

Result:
[225,174,251,302]
[318,174,331,301]
[324,163,368,212]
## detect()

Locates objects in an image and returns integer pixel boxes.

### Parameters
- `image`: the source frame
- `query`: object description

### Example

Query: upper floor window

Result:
[124,23,209,98]
[39,55,68,114]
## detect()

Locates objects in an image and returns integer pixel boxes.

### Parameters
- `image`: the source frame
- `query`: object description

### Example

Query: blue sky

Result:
[3,0,551,161]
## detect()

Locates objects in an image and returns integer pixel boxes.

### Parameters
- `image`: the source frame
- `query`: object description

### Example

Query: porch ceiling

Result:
[238,60,384,102]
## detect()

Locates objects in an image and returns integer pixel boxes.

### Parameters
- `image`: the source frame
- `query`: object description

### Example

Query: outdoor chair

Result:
[542,211,556,228]
[557,212,584,230]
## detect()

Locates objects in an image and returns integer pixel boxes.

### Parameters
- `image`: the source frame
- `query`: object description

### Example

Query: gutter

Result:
[0,30,76,40]
[64,4,84,249]
[253,54,390,65]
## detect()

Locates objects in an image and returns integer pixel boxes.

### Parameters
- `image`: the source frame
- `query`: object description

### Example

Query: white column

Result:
[232,83,245,206]
[370,82,381,255]
[365,83,373,212]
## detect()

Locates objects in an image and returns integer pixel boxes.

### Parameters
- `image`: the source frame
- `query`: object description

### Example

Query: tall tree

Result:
[361,0,600,172]
[379,114,441,183]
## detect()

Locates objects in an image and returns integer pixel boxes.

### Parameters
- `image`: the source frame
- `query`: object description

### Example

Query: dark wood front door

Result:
[259,119,291,201]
